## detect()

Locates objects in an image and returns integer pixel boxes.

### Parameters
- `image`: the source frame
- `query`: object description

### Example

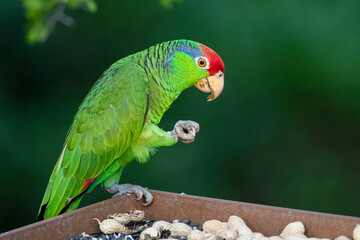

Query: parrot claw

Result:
[168,120,200,144]
[105,183,153,206]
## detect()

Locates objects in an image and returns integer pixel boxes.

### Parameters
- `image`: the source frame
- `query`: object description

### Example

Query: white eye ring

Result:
[195,56,210,69]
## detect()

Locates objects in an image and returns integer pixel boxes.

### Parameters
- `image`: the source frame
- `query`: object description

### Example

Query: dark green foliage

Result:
[159,0,182,9]
[0,0,359,233]
[21,0,180,44]
[22,0,97,44]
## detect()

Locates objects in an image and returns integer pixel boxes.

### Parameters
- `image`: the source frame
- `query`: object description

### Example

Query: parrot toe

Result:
[105,183,154,206]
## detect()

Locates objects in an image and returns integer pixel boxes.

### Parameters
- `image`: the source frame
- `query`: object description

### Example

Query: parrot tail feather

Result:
[37,204,47,221]
[37,175,100,221]
[59,175,100,215]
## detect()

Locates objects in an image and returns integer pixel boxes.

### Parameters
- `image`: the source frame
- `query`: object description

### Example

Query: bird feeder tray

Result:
[1,190,359,240]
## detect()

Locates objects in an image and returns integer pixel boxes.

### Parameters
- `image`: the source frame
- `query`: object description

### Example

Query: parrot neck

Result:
[137,42,187,125]
[147,77,181,125]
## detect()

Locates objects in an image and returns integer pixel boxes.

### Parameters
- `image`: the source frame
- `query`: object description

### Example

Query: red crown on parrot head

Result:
[199,44,225,76]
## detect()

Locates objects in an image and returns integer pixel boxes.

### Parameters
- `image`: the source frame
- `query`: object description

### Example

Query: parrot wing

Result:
[38,63,149,219]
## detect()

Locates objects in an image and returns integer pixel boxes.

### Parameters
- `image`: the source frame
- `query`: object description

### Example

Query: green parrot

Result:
[37,39,225,220]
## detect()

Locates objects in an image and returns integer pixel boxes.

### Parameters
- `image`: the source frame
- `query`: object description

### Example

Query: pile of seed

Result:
[67,219,203,240]
[67,210,360,240]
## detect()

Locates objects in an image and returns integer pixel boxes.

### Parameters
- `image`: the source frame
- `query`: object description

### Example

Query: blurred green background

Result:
[1,0,360,233]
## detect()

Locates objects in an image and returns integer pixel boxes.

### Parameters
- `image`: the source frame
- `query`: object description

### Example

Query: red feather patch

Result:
[82,176,97,190]
[199,44,225,75]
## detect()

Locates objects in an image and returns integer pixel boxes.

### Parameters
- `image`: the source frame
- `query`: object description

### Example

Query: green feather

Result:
[38,63,149,219]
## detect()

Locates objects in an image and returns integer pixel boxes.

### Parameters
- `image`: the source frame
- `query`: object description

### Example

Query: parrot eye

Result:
[198,58,206,67]
[195,57,209,69]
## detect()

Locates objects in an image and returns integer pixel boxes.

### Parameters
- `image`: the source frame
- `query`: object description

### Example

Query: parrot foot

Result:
[105,183,153,206]
[168,120,200,144]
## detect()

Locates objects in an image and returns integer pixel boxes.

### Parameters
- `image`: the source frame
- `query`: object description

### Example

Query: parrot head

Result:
[168,40,225,101]
[193,43,225,101]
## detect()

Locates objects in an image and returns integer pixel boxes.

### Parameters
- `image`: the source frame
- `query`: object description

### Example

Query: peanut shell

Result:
[280,222,305,238]
[203,220,229,235]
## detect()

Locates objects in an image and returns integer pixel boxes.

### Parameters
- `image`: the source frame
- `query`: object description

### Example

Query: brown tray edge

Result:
[1,190,359,240]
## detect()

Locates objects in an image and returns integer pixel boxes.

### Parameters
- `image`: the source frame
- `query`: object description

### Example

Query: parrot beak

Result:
[194,71,224,101]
